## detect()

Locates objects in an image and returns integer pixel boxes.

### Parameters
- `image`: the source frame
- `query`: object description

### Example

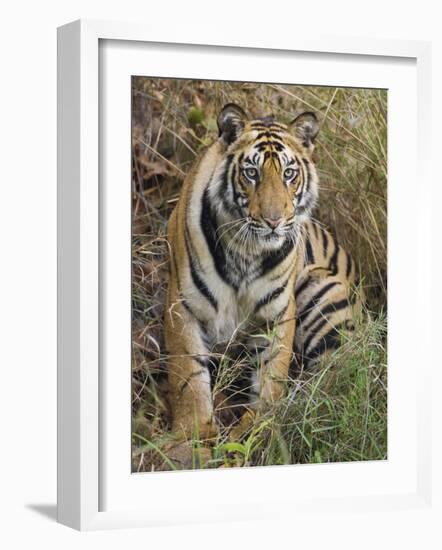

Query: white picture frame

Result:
[57,19,433,531]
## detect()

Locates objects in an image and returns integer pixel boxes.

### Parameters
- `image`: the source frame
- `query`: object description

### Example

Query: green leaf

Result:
[187,106,204,125]
[220,442,247,455]
[313,450,323,463]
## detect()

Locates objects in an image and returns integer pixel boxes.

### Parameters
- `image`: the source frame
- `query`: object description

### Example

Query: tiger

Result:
[164,103,361,466]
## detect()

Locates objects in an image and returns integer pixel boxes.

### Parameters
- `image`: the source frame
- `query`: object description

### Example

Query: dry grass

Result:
[131,77,387,472]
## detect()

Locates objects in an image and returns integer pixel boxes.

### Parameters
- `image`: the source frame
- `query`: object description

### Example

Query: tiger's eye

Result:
[284,168,296,179]
[244,168,258,180]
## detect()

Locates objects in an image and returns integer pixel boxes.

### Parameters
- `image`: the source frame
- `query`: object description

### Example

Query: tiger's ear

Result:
[217,103,248,145]
[290,112,319,148]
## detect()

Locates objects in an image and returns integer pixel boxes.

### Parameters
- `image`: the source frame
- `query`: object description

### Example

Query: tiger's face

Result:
[215,104,319,247]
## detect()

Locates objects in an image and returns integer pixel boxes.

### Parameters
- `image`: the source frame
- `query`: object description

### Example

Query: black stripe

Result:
[230,165,249,211]
[217,154,234,199]
[254,278,289,315]
[295,161,312,218]
[303,317,329,355]
[260,237,295,277]
[302,298,350,333]
[250,124,271,130]
[321,227,329,258]
[193,355,208,367]
[254,141,267,149]
[230,164,240,203]
[178,368,208,396]
[200,188,237,290]
[271,152,282,166]
[305,235,315,266]
[184,221,198,261]
[254,139,285,151]
[295,276,313,297]
[312,221,318,240]
[329,239,339,276]
[256,131,283,140]
[182,299,210,343]
[254,142,271,151]
[183,221,218,311]
[272,142,285,152]
[302,164,311,200]
[346,251,352,278]
[303,326,342,363]
[251,120,286,130]
[274,302,289,321]
[297,281,339,323]
[219,155,240,216]
[302,157,311,187]
[188,258,218,311]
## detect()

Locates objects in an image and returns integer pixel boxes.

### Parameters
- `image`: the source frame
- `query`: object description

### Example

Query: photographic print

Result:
[131,78,387,472]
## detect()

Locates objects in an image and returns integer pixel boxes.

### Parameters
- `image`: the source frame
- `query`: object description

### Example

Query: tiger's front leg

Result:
[258,296,296,405]
[231,296,296,440]
[165,291,217,443]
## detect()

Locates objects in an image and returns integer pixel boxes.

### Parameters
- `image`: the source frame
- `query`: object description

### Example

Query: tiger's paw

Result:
[162,440,213,470]
[171,415,219,442]
[229,410,256,441]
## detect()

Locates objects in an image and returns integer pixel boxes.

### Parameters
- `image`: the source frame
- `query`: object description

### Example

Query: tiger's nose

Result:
[263,216,284,229]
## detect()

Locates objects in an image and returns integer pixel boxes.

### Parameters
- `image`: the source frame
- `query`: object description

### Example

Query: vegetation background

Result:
[131,78,387,472]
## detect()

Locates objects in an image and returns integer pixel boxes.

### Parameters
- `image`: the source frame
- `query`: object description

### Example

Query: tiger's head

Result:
[214,103,319,249]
